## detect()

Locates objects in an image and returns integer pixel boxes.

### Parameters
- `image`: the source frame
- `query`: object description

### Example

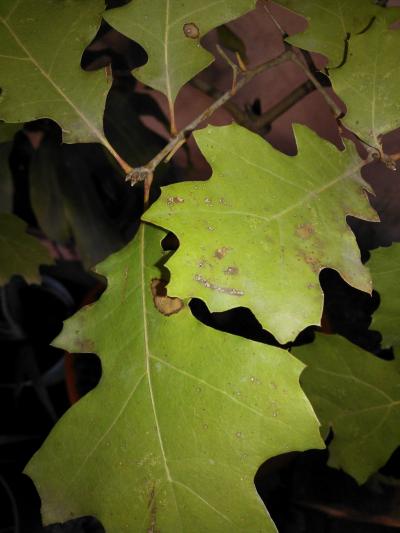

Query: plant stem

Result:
[290,52,342,118]
[125,49,293,186]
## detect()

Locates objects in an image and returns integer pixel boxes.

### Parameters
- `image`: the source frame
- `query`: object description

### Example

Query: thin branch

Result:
[253,80,315,130]
[290,52,342,118]
[125,48,292,186]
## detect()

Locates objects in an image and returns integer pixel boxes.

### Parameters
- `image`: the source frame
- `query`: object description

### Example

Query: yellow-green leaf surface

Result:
[0,0,109,144]
[275,1,395,68]
[0,213,53,284]
[369,244,400,351]
[293,333,400,484]
[26,224,323,533]
[144,123,378,344]
[330,15,400,150]
[104,1,256,112]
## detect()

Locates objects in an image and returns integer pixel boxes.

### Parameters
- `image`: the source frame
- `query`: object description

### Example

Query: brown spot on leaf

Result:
[296,223,315,239]
[167,196,184,207]
[214,246,231,259]
[194,274,244,296]
[147,482,159,533]
[75,338,95,353]
[183,22,200,38]
[224,266,238,275]
[297,250,321,273]
[151,279,184,316]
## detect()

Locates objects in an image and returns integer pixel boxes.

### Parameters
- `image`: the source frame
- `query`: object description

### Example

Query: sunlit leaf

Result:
[26,224,322,532]
[0,213,53,284]
[144,123,378,343]
[293,333,400,484]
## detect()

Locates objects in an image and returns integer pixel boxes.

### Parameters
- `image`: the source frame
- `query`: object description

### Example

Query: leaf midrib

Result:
[0,15,107,146]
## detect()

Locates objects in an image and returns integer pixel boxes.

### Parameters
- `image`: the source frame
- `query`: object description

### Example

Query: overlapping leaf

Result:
[274,1,397,68]
[104,0,256,119]
[369,244,400,352]
[0,122,18,213]
[330,15,400,150]
[26,223,323,532]
[0,0,109,144]
[0,213,53,284]
[144,123,378,344]
[293,333,400,484]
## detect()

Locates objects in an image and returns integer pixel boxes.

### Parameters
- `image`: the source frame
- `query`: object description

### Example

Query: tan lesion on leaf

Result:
[296,223,315,239]
[151,279,184,316]
[297,250,321,274]
[167,196,184,207]
[194,274,244,296]
[214,246,231,259]
[75,338,95,353]
[224,266,239,276]
[147,482,159,533]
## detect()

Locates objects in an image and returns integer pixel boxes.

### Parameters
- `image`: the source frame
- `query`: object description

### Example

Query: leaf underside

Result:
[330,15,400,150]
[0,0,108,144]
[293,333,400,484]
[25,223,322,532]
[104,0,257,109]
[144,123,378,344]
[368,244,400,352]
[275,0,394,68]
[0,213,53,284]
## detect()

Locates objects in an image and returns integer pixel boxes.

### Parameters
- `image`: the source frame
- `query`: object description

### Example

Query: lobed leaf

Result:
[274,1,396,68]
[368,244,400,352]
[26,223,323,532]
[330,15,400,150]
[0,0,109,144]
[0,213,53,284]
[293,333,400,484]
[104,0,256,119]
[144,123,378,344]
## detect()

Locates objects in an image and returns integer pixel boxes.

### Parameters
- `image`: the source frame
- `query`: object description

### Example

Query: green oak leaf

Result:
[143,123,378,344]
[293,333,400,484]
[104,0,256,122]
[330,15,400,150]
[0,213,53,284]
[26,223,323,532]
[369,244,400,352]
[0,0,110,145]
[0,121,20,143]
[274,1,397,68]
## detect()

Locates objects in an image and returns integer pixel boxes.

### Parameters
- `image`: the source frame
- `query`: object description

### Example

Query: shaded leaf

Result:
[293,333,400,484]
[0,141,13,213]
[275,1,396,68]
[30,140,71,243]
[369,244,400,351]
[104,1,256,119]
[26,223,322,532]
[59,145,124,267]
[217,25,247,63]
[0,213,53,284]
[144,123,378,344]
[330,15,400,150]
[0,122,19,213]
[0,0,110,144]
[0,121,20,143]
